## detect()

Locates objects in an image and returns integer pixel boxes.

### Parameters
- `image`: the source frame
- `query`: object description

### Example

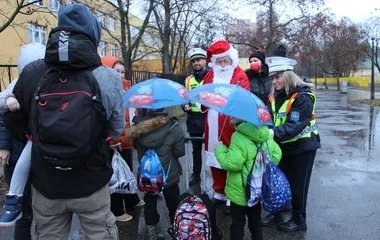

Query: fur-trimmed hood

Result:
[125,115,175,148]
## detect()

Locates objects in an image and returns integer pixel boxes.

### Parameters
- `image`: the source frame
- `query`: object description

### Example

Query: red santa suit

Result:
[202,41,250,200]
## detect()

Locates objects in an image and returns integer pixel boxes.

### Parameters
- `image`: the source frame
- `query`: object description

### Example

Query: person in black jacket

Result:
[261,51,321,232]
[245,49,271,106]
[182,48,209,185]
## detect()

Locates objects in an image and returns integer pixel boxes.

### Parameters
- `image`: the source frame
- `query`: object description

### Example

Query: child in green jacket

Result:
[214,118,282,240]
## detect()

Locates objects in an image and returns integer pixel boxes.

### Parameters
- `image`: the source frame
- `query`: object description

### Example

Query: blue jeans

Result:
[4,161,33,240]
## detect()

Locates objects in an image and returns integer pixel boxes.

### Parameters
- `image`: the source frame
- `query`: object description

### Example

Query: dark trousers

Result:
[110,149,140,216]
[278,150,316,224]
[143,185,180,225]
[189,132,203,175]
[4,164,33,240]
[230,202,263,240]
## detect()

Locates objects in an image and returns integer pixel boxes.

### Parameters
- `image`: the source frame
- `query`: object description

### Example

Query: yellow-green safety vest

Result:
[269,92,319,143]
[185,76,203,112]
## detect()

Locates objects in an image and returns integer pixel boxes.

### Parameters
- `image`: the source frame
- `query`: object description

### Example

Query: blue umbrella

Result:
[188,83,273,126]
[123,77,189,109]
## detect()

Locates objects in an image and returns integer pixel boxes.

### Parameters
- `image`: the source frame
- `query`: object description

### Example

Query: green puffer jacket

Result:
[214,122,282,207]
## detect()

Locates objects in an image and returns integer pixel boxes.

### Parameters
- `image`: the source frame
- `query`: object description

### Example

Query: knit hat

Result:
[271,44,287,57]
[206,40,239,68]
[249,49,265,63]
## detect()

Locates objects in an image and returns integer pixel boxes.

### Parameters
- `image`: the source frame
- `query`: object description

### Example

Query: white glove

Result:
[268,129,274,137]
[6,97,20,112]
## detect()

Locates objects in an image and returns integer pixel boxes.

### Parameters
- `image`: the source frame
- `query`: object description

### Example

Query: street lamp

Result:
[371,37,375,100]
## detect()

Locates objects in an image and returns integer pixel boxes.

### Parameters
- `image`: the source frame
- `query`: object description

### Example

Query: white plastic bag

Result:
[110,151,137,194]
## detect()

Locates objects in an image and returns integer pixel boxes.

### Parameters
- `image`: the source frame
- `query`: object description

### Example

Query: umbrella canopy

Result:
[123,77,189,109]
[189,83,273,126]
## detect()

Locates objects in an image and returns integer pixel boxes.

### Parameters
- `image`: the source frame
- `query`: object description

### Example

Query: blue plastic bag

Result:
[261,159,292,213]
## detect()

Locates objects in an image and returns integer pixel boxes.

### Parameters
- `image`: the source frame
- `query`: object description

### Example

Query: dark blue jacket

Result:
[0,113,26,166]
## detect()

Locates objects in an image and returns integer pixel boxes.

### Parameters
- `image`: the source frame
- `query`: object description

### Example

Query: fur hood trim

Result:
[125,115,170,139]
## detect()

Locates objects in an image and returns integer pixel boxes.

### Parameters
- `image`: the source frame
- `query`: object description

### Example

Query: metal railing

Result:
[0,65,17,91]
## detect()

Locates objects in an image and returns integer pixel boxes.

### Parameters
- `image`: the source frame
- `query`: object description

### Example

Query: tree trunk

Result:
[336,75,340,91]
[162,0,172,74]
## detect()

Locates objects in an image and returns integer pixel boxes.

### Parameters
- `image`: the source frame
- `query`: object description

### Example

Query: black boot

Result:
[277,218,307,232]
[261,213,283,226]
[189,173,201,185]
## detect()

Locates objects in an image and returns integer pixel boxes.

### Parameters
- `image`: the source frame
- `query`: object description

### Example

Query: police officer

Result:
[183,48,210,185]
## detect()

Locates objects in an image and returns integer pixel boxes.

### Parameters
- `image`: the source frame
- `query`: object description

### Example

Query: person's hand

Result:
[184,104,192,112]
[110,142,122,152]
[268,129,274,137]
[214,141,223,149]
[6,97,20,112]
[0,149,10,166]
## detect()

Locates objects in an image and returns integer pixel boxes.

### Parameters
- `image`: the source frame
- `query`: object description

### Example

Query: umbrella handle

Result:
[218,116,229,141]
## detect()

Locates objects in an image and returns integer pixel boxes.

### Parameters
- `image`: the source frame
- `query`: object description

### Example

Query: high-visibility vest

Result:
[269,92,318,143]
[185,75,203,112]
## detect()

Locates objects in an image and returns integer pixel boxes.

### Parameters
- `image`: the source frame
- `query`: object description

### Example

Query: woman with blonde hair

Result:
[261,54,321,232]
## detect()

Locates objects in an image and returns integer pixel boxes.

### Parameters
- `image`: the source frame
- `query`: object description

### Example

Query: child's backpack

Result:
[168,193,221,240]
[261,158,292,213]
[29,66,107,170]
[244,143,292,212]
[137,148,169,194]
[136,121,178,194]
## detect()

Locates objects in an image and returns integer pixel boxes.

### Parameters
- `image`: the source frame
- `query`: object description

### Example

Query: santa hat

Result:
[206,40,239,69]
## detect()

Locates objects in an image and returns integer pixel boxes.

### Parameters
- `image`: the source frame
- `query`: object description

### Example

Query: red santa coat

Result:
[202,67,250,168]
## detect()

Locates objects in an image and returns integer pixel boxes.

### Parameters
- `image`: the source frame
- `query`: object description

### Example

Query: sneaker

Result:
[189,173,201,185]
[0,195,23,227]
[134,200,145,208]
[115,213,133,222]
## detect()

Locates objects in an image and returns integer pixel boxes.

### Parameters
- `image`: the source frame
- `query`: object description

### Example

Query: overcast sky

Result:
[326,0,379,22]
[227,0,380,23]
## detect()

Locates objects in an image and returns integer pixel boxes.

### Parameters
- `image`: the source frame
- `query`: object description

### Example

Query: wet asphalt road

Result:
[1,88,380,240]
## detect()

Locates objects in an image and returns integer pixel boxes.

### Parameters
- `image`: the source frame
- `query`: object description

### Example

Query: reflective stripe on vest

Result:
[185,76,203,112]
[269,92,318,143]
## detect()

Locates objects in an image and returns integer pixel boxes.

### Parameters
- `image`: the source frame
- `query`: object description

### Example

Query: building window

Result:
[108,16,115,31]
[28,23,46,45]
[109,43,117,57]
[29,0,43,6]
[96,12,105,27]
[50,0,59,11]
[98,41,106,57]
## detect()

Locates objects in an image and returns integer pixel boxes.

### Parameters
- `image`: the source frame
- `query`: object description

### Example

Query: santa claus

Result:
[202,40,250,207]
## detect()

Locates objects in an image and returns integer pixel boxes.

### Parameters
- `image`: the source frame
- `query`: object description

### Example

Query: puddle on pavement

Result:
[317,90,380,168]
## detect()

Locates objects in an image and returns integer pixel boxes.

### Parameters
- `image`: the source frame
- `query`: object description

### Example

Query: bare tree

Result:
[226,0,324,53]
[0,0,54,33]
[314,18,367,90]
[362,16,380,74]
[150,0,225,74]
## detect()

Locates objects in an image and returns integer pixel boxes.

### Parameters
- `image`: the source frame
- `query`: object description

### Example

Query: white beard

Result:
[213,65,234,84]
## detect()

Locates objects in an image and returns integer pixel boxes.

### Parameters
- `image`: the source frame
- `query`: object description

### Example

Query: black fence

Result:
[0,65,187,91]
[0,64,17,91]
[126,70,187,85]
